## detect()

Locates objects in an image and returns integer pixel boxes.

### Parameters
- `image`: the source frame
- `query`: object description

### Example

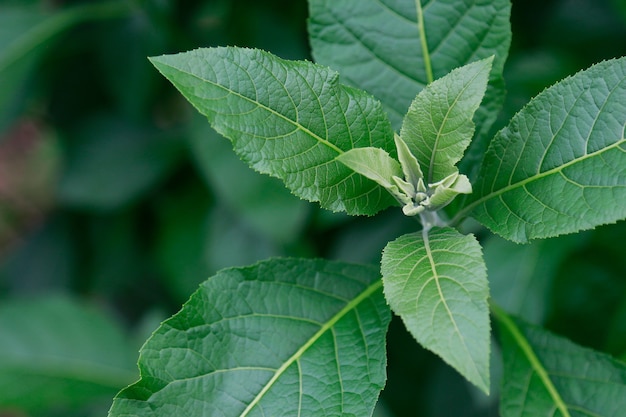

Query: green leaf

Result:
[150,47,396,215]
[380,227,490,393]
[400,57,493,184]
[336,147,403,190]
[108,258,391,417]
[463,57,626,243]
[493,306,626,417]
[0,296,137,414]
[394,133,424,188]
[427,171,472,209]
[308,0,511,163]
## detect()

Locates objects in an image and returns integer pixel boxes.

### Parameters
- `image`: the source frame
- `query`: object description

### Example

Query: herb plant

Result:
[101,0,626,415]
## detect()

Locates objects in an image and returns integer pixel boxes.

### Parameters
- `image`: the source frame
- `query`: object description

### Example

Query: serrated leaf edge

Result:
[381,229,490,393]
[149,51,344,156]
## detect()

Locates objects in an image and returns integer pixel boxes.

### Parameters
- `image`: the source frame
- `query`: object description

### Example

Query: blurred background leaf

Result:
[0,1,132,134]
[57,114,185,210]
[188,114,309,243]
[0,0,625,416]
[0,295,138,416]
[484,233,585,324]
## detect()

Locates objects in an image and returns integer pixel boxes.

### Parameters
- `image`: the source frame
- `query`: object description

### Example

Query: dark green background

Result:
[1,0,625,416]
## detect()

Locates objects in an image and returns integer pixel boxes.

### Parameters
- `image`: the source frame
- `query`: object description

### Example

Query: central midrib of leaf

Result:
[428,68,484,182]
[492,303,571,417]
[454,136,626,223]
[165,61,345,155]
[415,0,433,84]
[329,11,423,90]
[239,278,384,416]
[421,228,484,387]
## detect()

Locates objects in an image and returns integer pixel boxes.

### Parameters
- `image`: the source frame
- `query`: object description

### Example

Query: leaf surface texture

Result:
[381,227,490,392]
[468,57,626,242]
[150,47,396,215]
[308,0,511,172]
[108,258,391,417]
[400,57,492,183]
[495,308,626,417]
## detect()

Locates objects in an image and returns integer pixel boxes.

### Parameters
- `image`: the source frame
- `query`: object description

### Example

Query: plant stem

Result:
[416,0,434,84]
[419,209,445,231]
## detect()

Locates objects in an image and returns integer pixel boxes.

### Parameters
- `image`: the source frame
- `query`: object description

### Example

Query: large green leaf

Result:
[494,306,626,417]
[380,227,490,393]
[108,258,391,417]
[400,57,492,184]
[463,57,626,243]
[0,296,137,414]
[308,0,511,169]
[150,47,396,215]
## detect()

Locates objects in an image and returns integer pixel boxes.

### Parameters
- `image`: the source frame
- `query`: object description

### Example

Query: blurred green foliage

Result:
[0,0,625,416]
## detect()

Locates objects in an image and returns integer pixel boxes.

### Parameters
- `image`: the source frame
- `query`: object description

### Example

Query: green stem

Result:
[419,209,445,231]
[416,0,434,84]
[490,302,572,417]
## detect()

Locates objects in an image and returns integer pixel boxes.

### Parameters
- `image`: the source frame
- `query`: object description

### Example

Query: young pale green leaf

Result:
[427,171,472,209]
[308,0,511,168]
[108,258,391,417]
[400,57,493,184]
[150,47,396,215]
[380,227,490,393]
[394,133,424,188]
[336,147,403,190]
[493,306,626,417]
[463,57,626,243]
